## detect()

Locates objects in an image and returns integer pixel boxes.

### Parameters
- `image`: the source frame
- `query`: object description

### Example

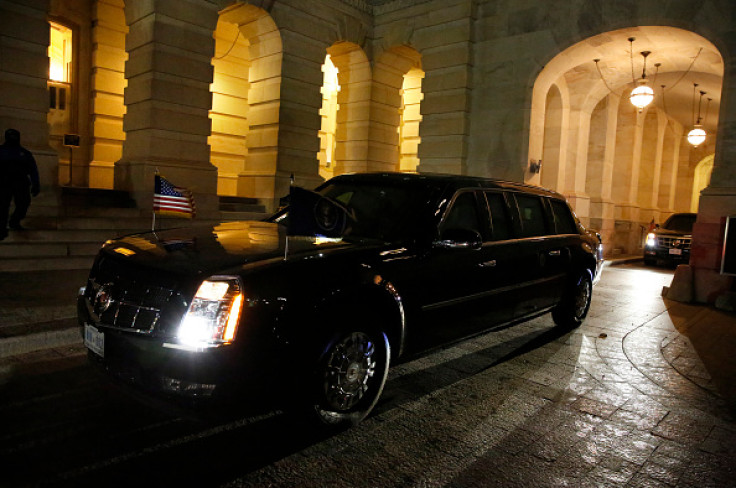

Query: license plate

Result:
[84,324,104,358]
[669,248,682,255]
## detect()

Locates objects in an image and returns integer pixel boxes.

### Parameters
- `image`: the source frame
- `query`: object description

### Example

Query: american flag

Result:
[154,174,196,218]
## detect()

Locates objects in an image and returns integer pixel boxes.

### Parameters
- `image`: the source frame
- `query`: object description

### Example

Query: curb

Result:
[0,325,81,359]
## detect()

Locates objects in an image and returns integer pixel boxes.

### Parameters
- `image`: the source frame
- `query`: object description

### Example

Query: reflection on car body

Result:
[78,173,603,428]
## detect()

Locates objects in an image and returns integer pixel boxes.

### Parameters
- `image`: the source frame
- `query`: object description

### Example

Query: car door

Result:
[384,189,511,351]
[508,193,564,318]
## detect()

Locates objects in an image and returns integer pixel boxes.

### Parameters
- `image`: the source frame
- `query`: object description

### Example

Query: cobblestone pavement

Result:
[2,264,734,487]
[227,263,736,487]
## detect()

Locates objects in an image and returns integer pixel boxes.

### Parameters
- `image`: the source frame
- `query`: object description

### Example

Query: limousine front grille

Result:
[657,236,691,250]
[85,256,186,334]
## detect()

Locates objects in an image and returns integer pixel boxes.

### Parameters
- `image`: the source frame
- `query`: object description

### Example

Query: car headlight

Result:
[178,276,244,348]
[646,233,657,247]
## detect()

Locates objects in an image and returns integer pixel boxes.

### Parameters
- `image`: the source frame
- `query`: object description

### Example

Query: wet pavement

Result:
[1,262,735,487]
[230,263,736,487]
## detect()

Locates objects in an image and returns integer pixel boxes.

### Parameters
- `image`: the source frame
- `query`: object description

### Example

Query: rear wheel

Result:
[308,328,390,429]
[552,271,592,329]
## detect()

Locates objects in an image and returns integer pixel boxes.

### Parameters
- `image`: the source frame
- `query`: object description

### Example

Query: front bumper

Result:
[78,293,275,400]
[644,247,690,263]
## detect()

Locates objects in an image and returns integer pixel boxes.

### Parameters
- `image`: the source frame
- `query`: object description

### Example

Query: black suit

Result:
[0,139,39,236]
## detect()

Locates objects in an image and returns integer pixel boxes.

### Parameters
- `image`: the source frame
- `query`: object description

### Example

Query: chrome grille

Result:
[88,281,179,333]
[658,236,691,250]
[85,256,187,334]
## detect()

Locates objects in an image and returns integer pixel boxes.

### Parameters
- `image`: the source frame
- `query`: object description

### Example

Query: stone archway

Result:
[324,42,371,175]
[373,46,423,172]
[217,4,283,201]
[527,26,723,257]
[691,153,715,212]
[209,17,251,196]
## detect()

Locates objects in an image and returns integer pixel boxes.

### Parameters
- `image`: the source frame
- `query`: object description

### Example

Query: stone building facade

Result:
[1,0,735,302]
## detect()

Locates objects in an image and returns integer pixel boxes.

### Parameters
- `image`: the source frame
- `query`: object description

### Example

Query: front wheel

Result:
[309,329,390,429]
[552,271,592,329]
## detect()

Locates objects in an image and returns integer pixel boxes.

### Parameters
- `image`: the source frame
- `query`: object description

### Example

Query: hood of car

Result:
[654,228,692,238]
[99,220,358,276]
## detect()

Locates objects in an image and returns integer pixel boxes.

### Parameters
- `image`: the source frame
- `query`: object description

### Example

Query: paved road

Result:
[1,263,734,487]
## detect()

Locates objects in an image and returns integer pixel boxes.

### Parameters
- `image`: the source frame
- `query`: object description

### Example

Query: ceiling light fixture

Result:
[687,83,708,147]
[594,37,661,112]
[630,50,654,110]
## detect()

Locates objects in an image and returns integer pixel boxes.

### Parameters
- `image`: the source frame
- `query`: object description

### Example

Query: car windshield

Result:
[664,214,696,232]
[274,179,438,242]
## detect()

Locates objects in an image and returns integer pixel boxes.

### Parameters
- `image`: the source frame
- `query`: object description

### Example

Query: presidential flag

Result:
[286,186,353,238]
[154,174,196,218]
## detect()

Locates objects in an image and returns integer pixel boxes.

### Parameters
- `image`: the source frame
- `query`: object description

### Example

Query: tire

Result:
[307,328,390,429]
[643,257,656,266]
[552,271,592,329]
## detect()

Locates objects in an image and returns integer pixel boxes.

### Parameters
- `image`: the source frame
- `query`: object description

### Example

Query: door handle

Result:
[479,260,497,267]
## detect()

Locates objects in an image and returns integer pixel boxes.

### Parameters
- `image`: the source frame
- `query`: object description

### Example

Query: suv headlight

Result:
[646,233,657,247]
[178,276,244,348]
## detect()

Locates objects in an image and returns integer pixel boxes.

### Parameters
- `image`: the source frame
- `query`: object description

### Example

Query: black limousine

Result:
[79,173,602,428]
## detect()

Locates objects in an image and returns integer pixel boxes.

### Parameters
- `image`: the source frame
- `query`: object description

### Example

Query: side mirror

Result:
[434,228,482,250]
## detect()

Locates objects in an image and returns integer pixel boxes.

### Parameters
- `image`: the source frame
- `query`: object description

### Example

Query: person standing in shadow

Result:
[0,129,40,240]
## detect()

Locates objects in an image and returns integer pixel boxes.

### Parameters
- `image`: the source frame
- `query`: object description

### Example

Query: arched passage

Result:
[323,42,371,176]
[214,4,283,200]
[210,18,250,196]
[691,154,715,212]
[373,46,423,172]
[528,26,723,256]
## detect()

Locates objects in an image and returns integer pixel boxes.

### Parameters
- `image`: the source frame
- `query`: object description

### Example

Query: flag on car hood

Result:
[154,174,196,218]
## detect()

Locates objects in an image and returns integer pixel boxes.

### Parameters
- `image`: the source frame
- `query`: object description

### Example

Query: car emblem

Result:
[673,239,681,248]
[94,284,115,314]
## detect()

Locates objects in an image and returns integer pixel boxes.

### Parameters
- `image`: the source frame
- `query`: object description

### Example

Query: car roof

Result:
[327,172,565,200]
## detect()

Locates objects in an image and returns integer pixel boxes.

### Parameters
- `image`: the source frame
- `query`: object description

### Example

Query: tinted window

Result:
[276,181,437,242]
[485,192,512,241]
[550,199,578,235]
[515,194,547,237]
[663,214,696,232]
[442,191,482,235]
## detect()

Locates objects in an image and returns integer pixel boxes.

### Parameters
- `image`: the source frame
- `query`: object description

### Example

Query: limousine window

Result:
[311,181,433,241]
[441,191,483,236]
[515,194,548,238]
[550,199,578,235]
[485,191,512,241]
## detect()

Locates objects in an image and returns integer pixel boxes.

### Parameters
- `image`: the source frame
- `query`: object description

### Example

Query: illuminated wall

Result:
[210,18,251,196]
[398,67,423,172]
[318,54,339,180]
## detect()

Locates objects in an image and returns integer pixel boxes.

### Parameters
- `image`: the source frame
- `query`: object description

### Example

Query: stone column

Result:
[115,0,219,217]
[415,3,474,175]
[90,0,128,190]
[650,111,667,209]
[588,94,619,254]
[0,0,59,204]
[369,56,404,172]
[566,107,591,225]
[686,58,736,303]
[332,46,372,174]
[274,32,324,199]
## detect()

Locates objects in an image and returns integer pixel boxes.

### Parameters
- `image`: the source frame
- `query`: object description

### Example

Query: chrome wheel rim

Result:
[323,332,376,411]
[574,277,591,318]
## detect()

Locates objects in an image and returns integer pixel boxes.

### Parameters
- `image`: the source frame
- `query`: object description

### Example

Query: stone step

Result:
[0,208,271,272]
[0,256,95,272]
[28,205,145,219]
[24,216,153,230]
[0,241,103,259]
[0,228,143,243]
